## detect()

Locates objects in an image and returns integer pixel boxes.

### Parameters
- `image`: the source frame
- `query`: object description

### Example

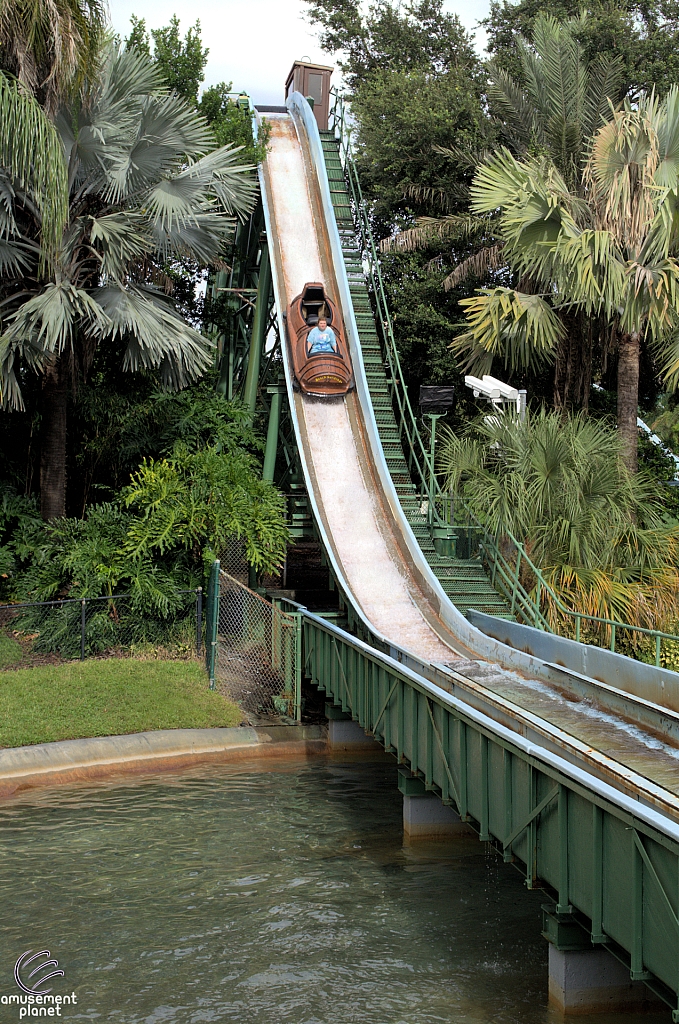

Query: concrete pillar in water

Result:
[543,909,658,1014]
[397,767,470,839]
[326,704,380,750]
[548,946,653,1014]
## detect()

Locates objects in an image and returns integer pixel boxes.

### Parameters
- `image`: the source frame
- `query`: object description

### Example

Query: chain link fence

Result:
[206,565,301,723]
[0,590,202,667]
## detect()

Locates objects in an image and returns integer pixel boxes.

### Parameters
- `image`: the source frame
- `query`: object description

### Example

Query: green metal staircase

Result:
[318,129,510,619]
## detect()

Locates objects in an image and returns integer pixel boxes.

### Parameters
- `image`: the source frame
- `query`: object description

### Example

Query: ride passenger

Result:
[306,317,337,355]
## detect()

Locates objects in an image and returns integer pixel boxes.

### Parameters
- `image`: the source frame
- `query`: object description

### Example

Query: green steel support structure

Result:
[263,384,285,482]
[291,602,679,1017]
[243,244,272,419]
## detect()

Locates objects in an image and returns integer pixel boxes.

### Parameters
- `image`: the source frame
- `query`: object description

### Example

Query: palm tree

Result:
[0,44,257,518]
[488,14,623,191]
[0,0,106,113]
[382,14,623,410]
[458,87,679,471]
[438,409,679,630]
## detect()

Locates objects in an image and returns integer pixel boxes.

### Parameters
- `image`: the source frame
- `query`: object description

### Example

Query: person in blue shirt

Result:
[306,317,337,355]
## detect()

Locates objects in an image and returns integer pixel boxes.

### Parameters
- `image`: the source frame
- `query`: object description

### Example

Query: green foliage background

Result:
[0,15,288,620]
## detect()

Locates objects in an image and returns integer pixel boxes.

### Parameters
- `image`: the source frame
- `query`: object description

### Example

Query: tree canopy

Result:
[306,0,481,88]
[484,0,679,98]
[124,14,208,102]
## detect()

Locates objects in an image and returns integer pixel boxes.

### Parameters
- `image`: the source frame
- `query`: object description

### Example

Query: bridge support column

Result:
[263,383,285,482]
[548,946,654,1014]
[543,909,658,1014]
[325,704,380,750]
[397,767,471,839]
[243,244,272,421]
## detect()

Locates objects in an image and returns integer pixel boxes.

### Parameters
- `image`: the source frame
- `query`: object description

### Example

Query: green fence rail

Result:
[328,90,679,668]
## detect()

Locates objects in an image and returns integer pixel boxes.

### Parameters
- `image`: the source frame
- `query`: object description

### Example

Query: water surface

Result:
[0,756,668,1023]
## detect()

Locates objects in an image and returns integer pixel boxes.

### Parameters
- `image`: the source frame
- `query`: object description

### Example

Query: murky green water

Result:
[0,755,669,1023]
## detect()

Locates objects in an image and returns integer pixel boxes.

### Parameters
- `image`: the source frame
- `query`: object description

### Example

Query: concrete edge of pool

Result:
[0,725,334,797]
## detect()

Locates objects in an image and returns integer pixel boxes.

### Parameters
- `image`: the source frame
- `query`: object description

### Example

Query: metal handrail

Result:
[329,92,440,515]
[481,523,679,664]
[327,90,679,668]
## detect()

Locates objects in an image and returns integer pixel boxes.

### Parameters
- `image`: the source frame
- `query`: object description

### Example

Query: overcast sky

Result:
[109,0,491,105]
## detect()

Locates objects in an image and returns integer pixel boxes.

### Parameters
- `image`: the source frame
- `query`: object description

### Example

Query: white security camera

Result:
[464,375,502,399]
[481,375,518,401]
[464,374,527,421]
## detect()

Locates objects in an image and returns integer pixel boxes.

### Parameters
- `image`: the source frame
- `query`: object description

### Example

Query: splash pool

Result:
[0,754,668,1023]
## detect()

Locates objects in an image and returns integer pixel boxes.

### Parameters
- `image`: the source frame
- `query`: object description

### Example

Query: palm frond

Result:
[142,146,257,233]
[454,287,564,373]
[93,285,214,389]
[582,54,624,140]
[0,333,49,410]
[380,214,488,253]
[0,71,68,263]
[403,182,469,211]
[6,281,110,353]
[96,43,165,108]
[0,238,33,275]
[488,67,544,152]
[443,245,504,290]
[432,144,493,169]
[470,149,536,215]
[655,85,679,190]
[150,213,236,264]
[89,211,153,279]
[103,93,216,203]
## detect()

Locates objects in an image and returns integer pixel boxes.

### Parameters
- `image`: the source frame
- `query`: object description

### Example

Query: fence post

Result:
[271,598,281,674]
[293,612,303,723]
[206,561,221,690]
[196,587,203,657]
[511,550,521,616]
[80,599,86,661]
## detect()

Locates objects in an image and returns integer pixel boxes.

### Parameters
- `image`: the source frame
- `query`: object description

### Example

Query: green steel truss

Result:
[296,605,679,1017]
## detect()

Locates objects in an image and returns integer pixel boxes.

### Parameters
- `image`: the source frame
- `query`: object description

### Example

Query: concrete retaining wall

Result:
[0,725,326,799]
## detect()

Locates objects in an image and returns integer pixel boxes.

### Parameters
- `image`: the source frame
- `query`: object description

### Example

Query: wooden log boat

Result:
[285,282,354,396]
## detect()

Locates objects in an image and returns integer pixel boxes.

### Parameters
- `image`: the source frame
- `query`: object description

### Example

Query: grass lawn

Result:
[0,635,23,669]
[0,658,242,748]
